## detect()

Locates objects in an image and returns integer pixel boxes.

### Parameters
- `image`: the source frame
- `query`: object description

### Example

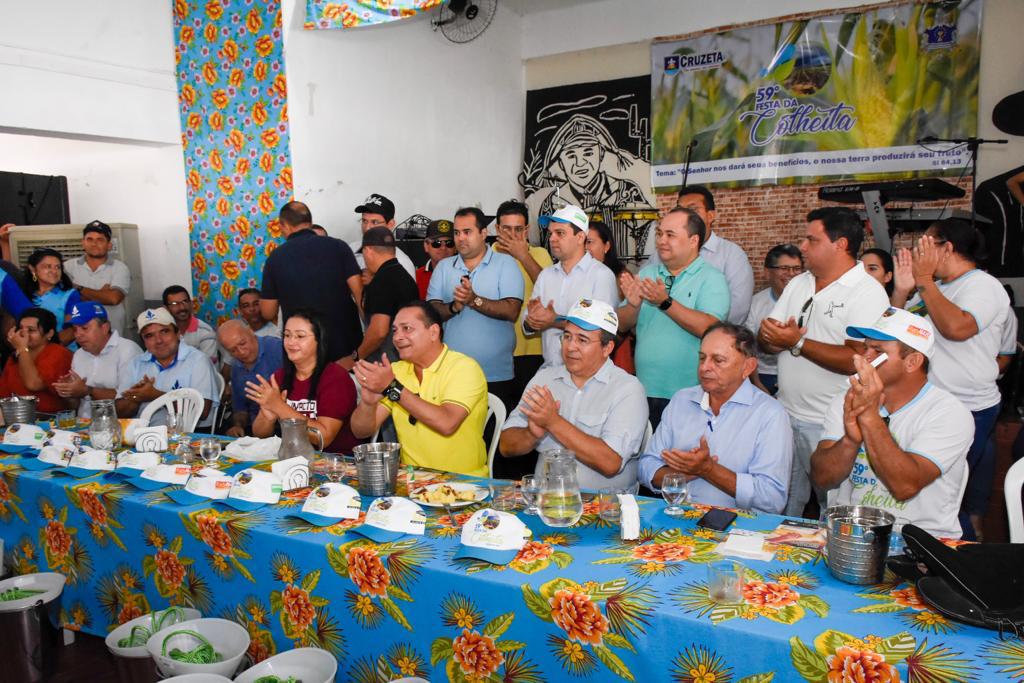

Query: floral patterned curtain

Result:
[305,0,443,30]
[172,0,294,325]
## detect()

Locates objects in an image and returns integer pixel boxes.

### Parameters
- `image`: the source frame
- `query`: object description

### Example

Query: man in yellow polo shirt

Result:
[351,301,488,476]
[494,199,552,478]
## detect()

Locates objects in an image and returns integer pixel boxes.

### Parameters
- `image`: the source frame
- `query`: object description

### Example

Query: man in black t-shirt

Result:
[260,201,364,366]
[357,227,419,362]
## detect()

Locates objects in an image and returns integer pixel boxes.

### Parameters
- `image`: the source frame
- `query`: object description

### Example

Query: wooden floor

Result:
[42,421,1024,681]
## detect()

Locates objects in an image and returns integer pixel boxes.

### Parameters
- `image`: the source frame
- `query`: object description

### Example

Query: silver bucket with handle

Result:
[824,505,895,585]
[353,442,401,496]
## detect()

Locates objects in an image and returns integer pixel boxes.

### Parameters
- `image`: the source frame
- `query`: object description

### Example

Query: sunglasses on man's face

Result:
[429,239,454,249]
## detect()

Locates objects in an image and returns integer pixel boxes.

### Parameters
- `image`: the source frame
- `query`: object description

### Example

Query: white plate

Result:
[411,482,488,508]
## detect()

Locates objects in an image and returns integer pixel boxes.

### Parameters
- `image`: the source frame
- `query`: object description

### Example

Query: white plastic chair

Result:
[1005,456,1024,542]
[639,420,653,454]
[486,392,507,479]
[206,371,226,434]
[138,388,204,433]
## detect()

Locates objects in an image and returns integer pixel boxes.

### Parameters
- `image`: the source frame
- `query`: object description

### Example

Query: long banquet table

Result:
[0,442,1016,682]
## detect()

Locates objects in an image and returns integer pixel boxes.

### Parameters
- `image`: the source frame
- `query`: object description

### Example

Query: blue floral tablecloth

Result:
[0,449,1017,682]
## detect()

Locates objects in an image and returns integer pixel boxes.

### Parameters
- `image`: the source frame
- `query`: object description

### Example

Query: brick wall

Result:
[654,176,974,290]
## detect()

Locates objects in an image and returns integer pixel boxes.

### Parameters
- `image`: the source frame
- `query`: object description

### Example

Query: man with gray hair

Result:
[638,322,793,514]
[217,319,282,437]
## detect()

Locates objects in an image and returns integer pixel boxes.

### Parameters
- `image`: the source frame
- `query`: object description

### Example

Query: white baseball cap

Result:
[165,469,234,506]
[124,463,196,491]
[112,451,161,474]
[453,508,532,564]
[352,497,426,542]
[46,429,83,449]
[542,204,589,233]
[216,468,283,511]
[847,307,935,358]
[561,298,619,336]
[4,424,46,447]
[287,483,362,527]
[21,444,76,471]
[136,307,176,332]
[52,449,117,479]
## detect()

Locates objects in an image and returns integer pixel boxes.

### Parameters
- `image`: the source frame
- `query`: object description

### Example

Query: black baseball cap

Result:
[426,219,454,239]
[83,220,112,239]
[362,226,396,248]
[354,194,395,222]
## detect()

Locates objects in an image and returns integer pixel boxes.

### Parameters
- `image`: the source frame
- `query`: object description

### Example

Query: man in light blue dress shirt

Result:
[502,298,648,490]
[638,322,792,513]
[427,207,524,409]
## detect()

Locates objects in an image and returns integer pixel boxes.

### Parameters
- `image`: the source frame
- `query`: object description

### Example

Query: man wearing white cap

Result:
[811,308,973,539]
[522,204,618,368]
[501,298,648,490]
[115,308,219,427]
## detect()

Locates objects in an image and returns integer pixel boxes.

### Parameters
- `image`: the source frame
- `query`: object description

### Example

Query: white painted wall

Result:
[281,0,525,241]
[0,133,191,300]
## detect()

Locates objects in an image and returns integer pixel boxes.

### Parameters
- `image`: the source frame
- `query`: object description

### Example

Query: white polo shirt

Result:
[523,252,619,366]
[63,256,132,335]
[906,270,1010,412]
[821,382,973,539]
[745,287,779,376]
[70,331,143,419]
[770,262,889,424]
[1000,306,1018,358]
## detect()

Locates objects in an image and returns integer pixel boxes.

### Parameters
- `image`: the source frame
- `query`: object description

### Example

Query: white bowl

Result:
[234,647,338,683]
[162,675,233,682]
[146,618,249,679]
[105,607,202,658]
[0,572,65,612]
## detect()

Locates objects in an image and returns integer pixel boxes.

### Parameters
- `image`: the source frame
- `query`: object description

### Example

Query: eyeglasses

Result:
[165,300,190,308]
[797,297,814,328]
[429,239,454,249]
[767,265,803,274]
[663,274,676,292]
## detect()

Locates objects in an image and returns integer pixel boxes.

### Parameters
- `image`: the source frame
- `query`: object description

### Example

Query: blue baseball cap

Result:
[69,303,108,326]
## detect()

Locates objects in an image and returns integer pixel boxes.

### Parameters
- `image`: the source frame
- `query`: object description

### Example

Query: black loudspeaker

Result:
[0,171,70,225]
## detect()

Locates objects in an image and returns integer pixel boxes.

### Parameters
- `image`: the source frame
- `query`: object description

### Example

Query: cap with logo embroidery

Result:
[215,468,283,511]
[559,298,619,336]
[287,482,362,527]
[137,307,175,332]
[847,307,935,358]
[539,204,589,233]
[453,508,532,564]
[351,496,426,542]
[354,194,395,222]
[426,219,454,239]
[70,303,108,326]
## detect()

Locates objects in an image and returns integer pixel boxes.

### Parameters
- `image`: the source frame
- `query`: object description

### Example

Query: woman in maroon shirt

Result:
[245,309,358,453]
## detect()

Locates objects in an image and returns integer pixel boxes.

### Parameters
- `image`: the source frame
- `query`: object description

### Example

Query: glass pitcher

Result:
[276,417,323,462]
[536,450,582,528]
[88,399,121,451]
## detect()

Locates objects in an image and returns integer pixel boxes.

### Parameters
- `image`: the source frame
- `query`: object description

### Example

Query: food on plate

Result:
[413,484,476,504]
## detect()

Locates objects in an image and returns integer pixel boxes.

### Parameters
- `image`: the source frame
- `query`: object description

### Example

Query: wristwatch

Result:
[448,300,459,316]
[658,297,673,311]
[790,336,806,357]
[472,296,483,309]
[384,379,404,403]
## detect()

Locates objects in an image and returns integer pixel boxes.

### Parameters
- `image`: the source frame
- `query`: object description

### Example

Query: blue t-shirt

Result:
[0,267,30,319]
[33,287,82,331]
[230,336,284,418]
[426,247,524,382]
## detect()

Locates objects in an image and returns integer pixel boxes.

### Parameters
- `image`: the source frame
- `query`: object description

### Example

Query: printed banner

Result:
[651,2,982,188]
[305,0,442,30]
[173,0,294,325]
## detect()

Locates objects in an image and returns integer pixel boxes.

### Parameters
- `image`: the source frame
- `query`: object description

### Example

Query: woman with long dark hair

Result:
[245,309,359,452]
[861,247,894,298]
[585,220,624,281]
[893,218,1010,540]
[21,248,81,346]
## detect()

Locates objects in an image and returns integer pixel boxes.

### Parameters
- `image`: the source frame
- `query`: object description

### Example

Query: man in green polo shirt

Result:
[618,207,730,428]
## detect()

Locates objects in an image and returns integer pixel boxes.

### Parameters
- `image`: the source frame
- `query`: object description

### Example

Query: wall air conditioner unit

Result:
[7,223,145,340]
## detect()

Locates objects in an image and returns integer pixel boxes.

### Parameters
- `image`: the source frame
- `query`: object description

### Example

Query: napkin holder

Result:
[133,426,168,452]
[272,456,310,491]
[619,494,640,541]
